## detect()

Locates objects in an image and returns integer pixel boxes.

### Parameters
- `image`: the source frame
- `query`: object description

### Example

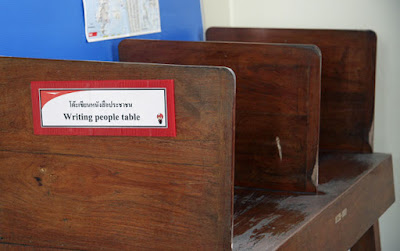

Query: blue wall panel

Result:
[0,0,203,61]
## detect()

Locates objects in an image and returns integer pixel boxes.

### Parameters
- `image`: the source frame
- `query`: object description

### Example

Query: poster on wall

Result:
[82,0,161,42]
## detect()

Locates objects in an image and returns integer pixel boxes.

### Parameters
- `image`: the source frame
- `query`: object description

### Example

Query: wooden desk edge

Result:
[277,154,394,250]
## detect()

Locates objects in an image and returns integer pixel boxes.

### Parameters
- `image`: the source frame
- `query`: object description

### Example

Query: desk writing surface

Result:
[233,153,394,251]
[0,57,235,250]
[119,39,321,193]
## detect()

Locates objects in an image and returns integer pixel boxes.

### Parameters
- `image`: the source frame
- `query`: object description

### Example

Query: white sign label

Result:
[40,89,167,128]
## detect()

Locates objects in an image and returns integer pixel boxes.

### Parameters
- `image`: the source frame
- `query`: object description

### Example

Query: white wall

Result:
[200,0,231,29]
[202,0,400,250]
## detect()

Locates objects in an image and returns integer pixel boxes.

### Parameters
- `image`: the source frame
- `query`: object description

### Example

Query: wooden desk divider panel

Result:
[206,27,376,153]
[119,39,321,193]
[0,57,235,250]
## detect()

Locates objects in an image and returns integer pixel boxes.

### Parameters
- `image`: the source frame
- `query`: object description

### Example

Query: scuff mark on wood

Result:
[311,154,319,187]
[276,136,282,161]
[34,177,43,186]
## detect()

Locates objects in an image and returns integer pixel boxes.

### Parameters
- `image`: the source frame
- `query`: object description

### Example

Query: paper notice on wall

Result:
[82,0,161,42]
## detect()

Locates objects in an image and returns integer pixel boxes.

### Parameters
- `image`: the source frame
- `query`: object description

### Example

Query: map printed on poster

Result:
[31,80,176,137]
[82,0,161,42]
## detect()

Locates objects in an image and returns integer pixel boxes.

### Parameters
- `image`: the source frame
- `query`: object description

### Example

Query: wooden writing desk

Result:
[205,27,390,250]
[119,33,394,250]
[0,27,394,249]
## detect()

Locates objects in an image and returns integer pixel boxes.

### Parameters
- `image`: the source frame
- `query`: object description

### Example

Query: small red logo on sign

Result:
[89,32,98,37]
[157,113,164,124]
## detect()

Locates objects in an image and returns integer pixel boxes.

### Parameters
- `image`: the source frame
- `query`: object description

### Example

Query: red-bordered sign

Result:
[31,80,176,137]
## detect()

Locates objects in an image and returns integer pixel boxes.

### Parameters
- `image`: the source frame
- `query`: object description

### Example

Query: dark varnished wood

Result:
[207,27,376,153]
[351,221,381,251]
[0,57,235,250]
[119,39,321,192]
[2,154,394,250]
[233,153,394,250]
[0,244,65,250]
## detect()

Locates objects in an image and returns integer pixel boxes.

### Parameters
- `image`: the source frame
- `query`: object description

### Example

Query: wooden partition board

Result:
[119,39,321,193]
[0,57,235,250]
[207,27,376,154]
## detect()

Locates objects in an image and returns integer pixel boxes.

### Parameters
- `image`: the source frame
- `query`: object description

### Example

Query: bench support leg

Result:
[352,221,381,251]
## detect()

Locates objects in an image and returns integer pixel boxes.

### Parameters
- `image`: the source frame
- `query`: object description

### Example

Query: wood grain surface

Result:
[351,221,381,251]
[2,153,394,250]
[207,27,376,153]
[233,153,394,251]
[0,57,236,250]
[119,39,321,192]
[0,244,65,250]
